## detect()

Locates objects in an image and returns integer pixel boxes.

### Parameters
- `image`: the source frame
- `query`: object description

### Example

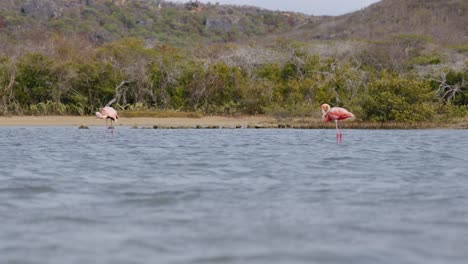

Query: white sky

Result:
[171,0,382,16]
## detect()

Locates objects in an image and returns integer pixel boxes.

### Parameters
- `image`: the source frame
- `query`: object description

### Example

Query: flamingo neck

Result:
[96,112,106,119]
[321,104,331,115]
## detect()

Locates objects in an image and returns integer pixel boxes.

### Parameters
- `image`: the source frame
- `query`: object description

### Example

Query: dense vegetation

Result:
[0,37,466,122]
[0,0,466,122]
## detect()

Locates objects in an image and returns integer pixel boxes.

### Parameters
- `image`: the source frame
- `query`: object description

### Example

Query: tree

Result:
[0,57,20,114]
[429,69,467,106]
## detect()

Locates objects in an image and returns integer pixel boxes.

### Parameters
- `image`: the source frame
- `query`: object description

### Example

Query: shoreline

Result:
[0,115,276,128]
[0,115,466,129]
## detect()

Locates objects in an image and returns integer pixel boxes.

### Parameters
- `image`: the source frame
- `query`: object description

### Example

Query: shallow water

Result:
[1,127,467,264]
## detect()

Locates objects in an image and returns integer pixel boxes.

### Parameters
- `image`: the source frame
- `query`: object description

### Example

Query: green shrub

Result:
[358,73,438,122]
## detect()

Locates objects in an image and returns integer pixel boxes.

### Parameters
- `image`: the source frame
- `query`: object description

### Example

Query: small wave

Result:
[120,190,201,207]
[0,186,56,194]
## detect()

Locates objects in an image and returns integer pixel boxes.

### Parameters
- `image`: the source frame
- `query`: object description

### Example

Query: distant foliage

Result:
[0,36,466,121]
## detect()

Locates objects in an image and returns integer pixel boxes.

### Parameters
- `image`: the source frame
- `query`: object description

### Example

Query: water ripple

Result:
[1,128,467,264]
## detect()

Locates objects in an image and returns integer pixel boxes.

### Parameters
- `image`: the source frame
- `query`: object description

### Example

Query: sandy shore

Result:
[0,115,277,127]
[0,115,466,129]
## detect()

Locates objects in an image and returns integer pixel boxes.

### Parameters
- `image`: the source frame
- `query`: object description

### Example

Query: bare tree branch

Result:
[106,80,132,107]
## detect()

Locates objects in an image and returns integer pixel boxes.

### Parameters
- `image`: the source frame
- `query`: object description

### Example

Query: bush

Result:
[15,53,55,105]
[358,72,437,122]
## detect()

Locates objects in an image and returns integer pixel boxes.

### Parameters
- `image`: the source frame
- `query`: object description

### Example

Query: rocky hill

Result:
[1,0,466,47]
[293,0,467,44]
[0,0,308,46]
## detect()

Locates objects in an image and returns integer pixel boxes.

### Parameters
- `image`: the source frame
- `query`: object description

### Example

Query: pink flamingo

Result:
[321,103,354,142]
[96,106,119,135]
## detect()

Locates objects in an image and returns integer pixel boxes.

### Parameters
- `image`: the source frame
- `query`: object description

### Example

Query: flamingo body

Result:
[96,106,119,122]
[321,106,354,122]
[321,104,354,142]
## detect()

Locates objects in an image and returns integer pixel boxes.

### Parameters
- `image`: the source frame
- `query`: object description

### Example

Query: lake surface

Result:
[1,127,467,264]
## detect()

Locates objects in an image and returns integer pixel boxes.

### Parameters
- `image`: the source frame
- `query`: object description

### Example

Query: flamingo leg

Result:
[339,120,343,141]
[335,121,340,143]
[335,120,343,143]
[105,119,108,135]
[110,120,114,137]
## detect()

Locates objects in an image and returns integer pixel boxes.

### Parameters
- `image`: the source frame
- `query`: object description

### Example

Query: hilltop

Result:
[292,0,467,44]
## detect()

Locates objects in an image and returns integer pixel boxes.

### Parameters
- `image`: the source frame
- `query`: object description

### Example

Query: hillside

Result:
[293,0,467,44]
[1,0,466,48]
[0,0,308,47]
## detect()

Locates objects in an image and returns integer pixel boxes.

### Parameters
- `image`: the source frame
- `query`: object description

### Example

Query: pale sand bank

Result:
[0,115,277,127]
[1,116,466,129]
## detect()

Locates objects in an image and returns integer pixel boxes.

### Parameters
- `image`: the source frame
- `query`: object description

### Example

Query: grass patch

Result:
[408,55,442,66]
[450,45,468,53]
[393,34,433,43]
[120,110,203,118]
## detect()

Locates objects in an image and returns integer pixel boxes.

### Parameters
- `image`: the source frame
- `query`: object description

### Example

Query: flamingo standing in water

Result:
[96,106,119,135]
[94,81,131,137]
[321,103,354,142]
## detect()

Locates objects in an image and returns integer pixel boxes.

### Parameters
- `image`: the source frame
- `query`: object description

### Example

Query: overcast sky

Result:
[172,0,381,16]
